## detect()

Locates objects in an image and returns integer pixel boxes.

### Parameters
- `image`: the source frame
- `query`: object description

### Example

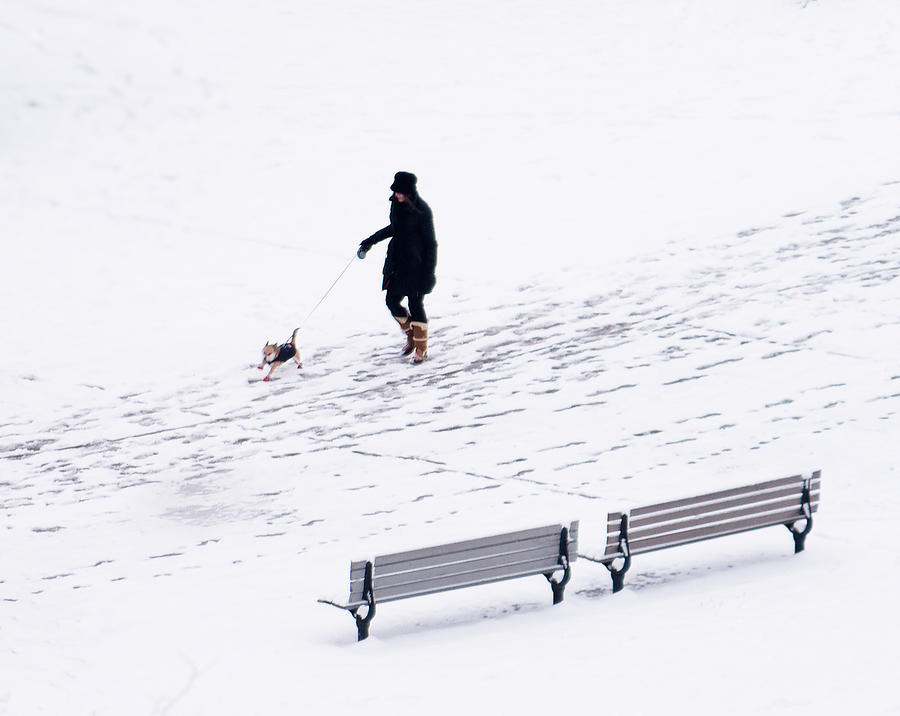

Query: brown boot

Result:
[394,314,415,356]
[410,321,428,363]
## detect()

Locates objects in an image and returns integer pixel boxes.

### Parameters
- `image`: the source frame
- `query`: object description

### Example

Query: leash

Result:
[299,252,358,327]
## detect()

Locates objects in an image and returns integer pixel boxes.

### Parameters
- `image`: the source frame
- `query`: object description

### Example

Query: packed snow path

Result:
[3,190,898,605]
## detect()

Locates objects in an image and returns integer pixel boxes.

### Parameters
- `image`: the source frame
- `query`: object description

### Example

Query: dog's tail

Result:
[290,327,300,345]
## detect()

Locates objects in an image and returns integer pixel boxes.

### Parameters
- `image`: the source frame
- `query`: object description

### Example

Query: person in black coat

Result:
[359,171,437,363]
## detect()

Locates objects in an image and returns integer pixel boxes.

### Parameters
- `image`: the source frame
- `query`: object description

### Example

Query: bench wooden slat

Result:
[629,492,819,542]
[374,544,562,591]
[628,505,819,556]
[374,533,565,576]
[603,502,821,560]
[344,550,569,609]
[595,472,821,597]
[630,474,817,518]
[603,497,820,560]
[347,560,370,603]
[603,512,626,556]
[630,484,820,530]
[375,524,564,568]
[333,521,579,627]
[372,557,567,603]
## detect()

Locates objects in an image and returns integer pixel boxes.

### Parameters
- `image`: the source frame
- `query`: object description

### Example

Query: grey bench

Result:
[319,521,579,640]
[589,471,821,592]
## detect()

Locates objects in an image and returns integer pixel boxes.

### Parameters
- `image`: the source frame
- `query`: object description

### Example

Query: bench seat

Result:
[321,521,578,640]
[589,471,820,592]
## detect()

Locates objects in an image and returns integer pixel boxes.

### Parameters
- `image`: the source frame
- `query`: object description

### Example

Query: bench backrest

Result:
[603,471,821,560]
[345,522,579,608]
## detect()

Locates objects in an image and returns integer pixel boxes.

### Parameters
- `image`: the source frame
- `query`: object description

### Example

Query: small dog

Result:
[257,328,303,381]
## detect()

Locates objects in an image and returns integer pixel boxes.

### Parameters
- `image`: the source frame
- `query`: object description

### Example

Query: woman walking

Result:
[359,171,437,363]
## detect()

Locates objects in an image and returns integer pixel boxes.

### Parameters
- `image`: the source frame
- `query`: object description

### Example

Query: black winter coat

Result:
[365,194,437,295]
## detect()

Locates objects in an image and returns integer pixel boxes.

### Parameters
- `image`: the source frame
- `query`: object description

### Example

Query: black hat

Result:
[390,171,417,195]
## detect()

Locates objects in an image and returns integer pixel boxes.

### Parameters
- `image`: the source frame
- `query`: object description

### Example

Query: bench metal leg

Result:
[604,555,631,593]
[352,603,375,641]
[606,514,631,593]
[786,480,814,553]
[786,518,812,553]
[545,564,571,604]
[545,526,573,604]
[352,561,376,641]
[610,564,627,593]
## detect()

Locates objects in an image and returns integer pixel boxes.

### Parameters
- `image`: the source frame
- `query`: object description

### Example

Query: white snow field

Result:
[2,0,900,713]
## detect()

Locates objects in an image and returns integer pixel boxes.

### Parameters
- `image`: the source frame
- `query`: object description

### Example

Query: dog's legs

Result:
[263,361,284,381]
[294,354,303,370]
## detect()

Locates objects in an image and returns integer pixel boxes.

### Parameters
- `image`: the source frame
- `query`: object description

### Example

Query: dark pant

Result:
[386,290,427,323]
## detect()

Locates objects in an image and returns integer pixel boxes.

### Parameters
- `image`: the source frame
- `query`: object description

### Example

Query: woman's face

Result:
[394,192,407,203]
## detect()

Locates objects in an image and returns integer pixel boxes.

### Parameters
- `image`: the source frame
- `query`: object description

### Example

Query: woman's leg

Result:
[385,290,406,318]
[386,290,415,354]
[407,294,428,362]
[407,294,427,324]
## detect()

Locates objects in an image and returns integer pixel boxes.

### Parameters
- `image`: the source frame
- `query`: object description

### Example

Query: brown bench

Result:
[319,521,579,640]
[588,471,821,592]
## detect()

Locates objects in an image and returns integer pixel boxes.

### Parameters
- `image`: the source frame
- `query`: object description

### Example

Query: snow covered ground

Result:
[2,1,900,713]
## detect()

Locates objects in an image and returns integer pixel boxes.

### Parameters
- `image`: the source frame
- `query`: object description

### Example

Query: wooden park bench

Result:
[588,470,821,592]
[319,521,579,640]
